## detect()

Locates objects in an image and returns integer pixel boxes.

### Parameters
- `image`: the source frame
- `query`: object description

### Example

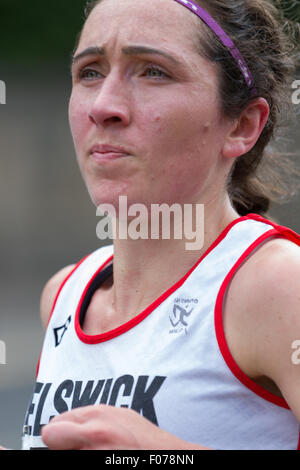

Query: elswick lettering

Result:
[23,375,166,437]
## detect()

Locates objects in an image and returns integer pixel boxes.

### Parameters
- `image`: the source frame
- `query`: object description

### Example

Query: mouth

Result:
[89,144,131,162]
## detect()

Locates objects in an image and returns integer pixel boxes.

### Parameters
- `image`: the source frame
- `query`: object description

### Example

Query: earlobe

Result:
[222,98,270,160]
[222,138,248,160]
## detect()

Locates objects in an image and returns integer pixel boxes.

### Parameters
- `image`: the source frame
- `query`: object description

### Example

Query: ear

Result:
[222,97,270,159]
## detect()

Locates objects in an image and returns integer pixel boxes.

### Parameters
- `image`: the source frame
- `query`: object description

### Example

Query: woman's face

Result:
[69,0,233,210]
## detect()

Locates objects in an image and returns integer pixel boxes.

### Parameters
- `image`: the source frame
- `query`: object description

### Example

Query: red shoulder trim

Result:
[215,228,293,409]
[245,213,300,247]
[35,254,90,378]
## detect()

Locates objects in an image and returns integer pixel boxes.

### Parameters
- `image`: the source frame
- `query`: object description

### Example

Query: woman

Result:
[22,0,300,450]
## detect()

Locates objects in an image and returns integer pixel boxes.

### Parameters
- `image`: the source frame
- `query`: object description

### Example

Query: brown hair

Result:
[81,0,300,216]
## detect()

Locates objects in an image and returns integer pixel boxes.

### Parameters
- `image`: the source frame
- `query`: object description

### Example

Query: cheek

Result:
[141,101,221,195]
[68,93,89,149]
[145,102,215,161]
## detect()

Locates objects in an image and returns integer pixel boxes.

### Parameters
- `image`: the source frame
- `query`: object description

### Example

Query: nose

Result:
[88,73,131,128]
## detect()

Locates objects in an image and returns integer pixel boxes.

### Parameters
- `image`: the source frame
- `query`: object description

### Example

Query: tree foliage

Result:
[0,0,299,63]
[0,0,87,63]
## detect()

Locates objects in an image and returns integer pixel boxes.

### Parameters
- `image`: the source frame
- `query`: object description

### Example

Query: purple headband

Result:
[173,0,257,96]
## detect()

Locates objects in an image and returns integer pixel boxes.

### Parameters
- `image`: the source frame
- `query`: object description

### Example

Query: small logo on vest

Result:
[169,298,198,335]
[53,316,72,347]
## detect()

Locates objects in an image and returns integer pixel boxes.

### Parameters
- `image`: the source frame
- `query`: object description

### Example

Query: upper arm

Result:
[258,244,300,422]
[229,237,300,421]
[40,265,76,329]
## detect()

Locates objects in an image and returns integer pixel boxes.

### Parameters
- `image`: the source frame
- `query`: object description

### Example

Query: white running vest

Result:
[22,214,300,450]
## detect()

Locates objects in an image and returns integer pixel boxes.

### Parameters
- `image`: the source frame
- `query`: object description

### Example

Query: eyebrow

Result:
[71,45,182,67]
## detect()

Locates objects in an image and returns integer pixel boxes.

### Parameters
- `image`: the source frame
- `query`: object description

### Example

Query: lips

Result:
[89,144,131,163]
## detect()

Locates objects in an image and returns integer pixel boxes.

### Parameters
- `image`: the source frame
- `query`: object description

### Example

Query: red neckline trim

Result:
[75,213,262,345]
[215,228,291,409]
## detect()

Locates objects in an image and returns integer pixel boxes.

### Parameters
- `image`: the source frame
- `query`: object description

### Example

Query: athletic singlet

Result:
[22,214,300,450]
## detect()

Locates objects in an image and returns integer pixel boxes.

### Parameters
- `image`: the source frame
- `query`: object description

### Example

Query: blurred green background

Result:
[0,0,87,63]
[0,0,299,450]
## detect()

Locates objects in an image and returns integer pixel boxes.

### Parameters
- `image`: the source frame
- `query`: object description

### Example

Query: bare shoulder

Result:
[232,236,300,303]
[225,236,300,379]
[40,265,76,329]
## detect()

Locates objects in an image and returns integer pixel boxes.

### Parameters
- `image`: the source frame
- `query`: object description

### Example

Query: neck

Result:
[106,194,239,322]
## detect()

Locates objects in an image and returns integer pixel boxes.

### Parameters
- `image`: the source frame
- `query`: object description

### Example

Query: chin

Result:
[84,177,127,206]
[89,189,130,212]
[91,190,156,221]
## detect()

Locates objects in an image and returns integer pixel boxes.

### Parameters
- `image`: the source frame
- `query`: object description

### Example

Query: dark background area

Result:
[0,0,88,62]
[0,0,300,449]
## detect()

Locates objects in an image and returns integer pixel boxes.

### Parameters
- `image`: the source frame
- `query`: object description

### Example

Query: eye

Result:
[143,65,169,79]
[78,67,102,81]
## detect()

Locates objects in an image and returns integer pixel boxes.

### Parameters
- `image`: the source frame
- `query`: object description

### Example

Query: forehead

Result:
[77,0,200,56]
